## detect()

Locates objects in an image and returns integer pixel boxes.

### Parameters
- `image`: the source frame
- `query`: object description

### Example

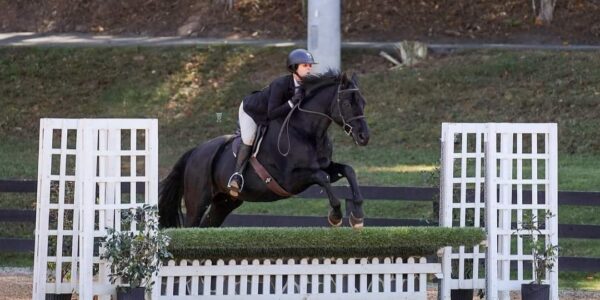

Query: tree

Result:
[534,0,558,25]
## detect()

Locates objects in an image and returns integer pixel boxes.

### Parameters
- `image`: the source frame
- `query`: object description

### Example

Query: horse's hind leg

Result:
[199,194,243,227]
[183,185,212,227]
[323,162,364,228]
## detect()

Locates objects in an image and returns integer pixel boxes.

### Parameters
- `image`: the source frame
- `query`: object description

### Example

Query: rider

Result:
[227,48,317,197]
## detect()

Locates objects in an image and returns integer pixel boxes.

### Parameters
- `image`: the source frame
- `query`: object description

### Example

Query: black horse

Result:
[159,71,370,228]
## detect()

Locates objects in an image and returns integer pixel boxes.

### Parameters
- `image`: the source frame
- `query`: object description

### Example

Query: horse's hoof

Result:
[349,212,364,229]
[328,206,343,227]
[328,215,343,227]
[228,189,239,198]
[351,222,364,229]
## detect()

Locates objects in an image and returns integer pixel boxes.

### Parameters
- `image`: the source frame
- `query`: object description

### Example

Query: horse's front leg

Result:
[311,170,343,227]
[323,162,364,228]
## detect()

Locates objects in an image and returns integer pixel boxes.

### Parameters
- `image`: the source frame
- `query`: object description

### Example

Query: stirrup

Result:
[227,172,245,192]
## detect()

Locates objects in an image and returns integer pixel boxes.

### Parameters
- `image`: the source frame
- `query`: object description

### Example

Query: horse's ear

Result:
[351,73,359,86]
[341,72,349,86]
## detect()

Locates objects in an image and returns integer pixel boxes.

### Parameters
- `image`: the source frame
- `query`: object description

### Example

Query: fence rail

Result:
[2,179,600,271]
[3,179,600,205]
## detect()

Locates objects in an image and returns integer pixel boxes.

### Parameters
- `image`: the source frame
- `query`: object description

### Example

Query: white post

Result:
[548,124,559,300]
[308,0,340,73]
[499,130,513,300]
[79,121,97,300]
[485,123,499,300]
[33,119,52,299]
[439,123,453,300]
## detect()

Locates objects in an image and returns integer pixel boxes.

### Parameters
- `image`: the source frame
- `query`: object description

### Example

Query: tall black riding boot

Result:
[228,144,252,197]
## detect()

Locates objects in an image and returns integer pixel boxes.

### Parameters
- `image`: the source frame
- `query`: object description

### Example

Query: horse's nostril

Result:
[357,132,369,144]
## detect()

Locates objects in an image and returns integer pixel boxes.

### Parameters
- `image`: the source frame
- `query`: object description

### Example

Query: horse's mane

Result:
[302,69,342,97]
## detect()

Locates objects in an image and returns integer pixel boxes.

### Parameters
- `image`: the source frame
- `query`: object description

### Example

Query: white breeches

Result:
[239,102,257,146]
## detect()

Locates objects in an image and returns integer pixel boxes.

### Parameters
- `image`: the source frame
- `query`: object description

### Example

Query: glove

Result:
[290,92,303,105]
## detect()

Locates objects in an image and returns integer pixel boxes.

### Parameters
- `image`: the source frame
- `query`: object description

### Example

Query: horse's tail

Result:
[158,148,195,228]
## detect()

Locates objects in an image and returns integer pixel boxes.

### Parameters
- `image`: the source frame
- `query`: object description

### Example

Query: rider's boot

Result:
[228,144,252,197]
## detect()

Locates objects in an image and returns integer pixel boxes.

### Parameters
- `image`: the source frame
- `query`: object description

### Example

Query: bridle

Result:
[277,82,366,156]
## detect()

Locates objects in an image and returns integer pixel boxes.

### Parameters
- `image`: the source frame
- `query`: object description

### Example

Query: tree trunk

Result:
[537,0,557,24]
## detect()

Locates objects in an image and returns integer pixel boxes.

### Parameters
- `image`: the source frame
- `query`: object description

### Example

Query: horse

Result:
[158,70,370,228]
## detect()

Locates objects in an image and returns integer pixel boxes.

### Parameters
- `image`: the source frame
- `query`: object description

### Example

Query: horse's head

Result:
[334,73,370,146]
[299,71,370,146]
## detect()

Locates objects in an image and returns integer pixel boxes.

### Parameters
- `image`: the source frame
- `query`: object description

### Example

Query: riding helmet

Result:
[286,49,317,72]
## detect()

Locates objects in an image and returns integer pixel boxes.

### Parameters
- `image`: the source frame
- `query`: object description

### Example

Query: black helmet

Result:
[286,49,317,72]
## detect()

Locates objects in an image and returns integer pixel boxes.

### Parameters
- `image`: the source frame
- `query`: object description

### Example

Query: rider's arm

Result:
[267,81,293,120]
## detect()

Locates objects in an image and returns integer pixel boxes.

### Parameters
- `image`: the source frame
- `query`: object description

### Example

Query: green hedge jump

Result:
[164,227,485,261]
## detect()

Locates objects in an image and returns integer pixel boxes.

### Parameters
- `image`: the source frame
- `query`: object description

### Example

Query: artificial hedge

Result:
[164,227,485,261]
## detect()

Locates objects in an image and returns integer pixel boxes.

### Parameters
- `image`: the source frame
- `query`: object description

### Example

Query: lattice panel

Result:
[34,119,81,297]
[33,119,158,300]
[485,124,558,300]
[440,123,487,297]
[440,123,558,300]
[81,119,158,299]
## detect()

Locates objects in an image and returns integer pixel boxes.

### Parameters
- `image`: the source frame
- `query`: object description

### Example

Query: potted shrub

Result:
[514,210,559,300]
[101,205,172,300]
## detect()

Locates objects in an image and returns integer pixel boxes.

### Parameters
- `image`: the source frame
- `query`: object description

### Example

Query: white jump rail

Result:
[153,257,442,300]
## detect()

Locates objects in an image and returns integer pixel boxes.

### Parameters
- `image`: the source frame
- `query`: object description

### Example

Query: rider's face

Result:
[296,64,312,79]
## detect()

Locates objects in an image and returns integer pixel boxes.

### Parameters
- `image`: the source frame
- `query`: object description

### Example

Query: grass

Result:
[2,47,600,184]
[165,227,486,260]
[0,193,36,210]
[0,136,38,179]
[0,252,34,268]
[1,46,600,289]
[0,223,34,238]
[237,198,435,220]
[560,272,600,290]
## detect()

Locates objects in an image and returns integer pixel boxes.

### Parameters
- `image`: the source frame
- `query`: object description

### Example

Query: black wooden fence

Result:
[2,179,600,271]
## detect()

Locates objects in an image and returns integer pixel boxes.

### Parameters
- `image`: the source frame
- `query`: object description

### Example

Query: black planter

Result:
[521,283,550,300]
[451,289,474,300]
[45,294,72,300]
[117,287,145,300]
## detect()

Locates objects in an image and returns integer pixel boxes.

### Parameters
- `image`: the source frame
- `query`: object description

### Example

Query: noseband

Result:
[335,85,366,136]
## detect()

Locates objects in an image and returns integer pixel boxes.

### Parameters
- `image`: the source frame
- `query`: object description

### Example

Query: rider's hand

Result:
[291,92,303,105]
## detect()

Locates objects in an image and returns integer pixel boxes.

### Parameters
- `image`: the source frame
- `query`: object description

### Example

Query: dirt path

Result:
[0,275,32,300]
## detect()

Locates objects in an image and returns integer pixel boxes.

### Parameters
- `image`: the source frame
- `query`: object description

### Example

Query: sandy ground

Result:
[0,274,32,300]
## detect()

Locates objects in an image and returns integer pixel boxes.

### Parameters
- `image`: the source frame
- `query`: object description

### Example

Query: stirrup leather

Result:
[227,172,245,192]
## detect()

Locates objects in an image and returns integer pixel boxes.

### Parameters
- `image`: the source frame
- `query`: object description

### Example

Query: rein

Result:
[277,83,366,156]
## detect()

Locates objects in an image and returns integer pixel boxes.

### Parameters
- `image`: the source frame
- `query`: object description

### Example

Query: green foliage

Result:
[513,210,560,285]
[100,205,172,291]
[164,227,485,261]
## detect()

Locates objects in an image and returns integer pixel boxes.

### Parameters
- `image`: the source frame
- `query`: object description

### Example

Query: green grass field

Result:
[1,46,600,288]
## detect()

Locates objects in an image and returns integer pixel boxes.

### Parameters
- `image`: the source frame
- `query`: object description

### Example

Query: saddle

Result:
[231,125,292,197]
[232,125,266,158]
